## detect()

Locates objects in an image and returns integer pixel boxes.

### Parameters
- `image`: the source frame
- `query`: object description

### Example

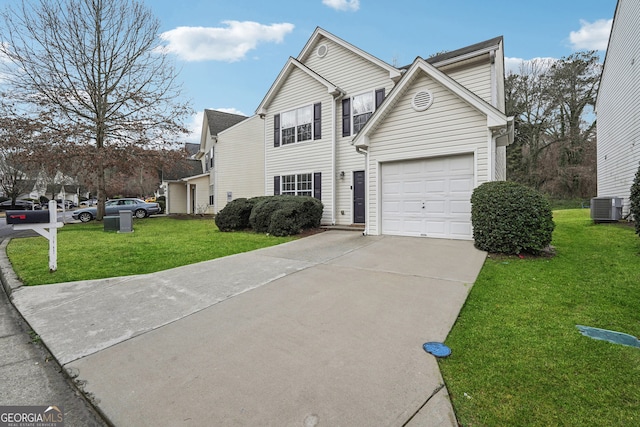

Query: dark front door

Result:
[353,170,365,224]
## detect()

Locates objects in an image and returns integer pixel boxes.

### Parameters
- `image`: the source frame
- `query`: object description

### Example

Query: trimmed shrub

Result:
[249,196,323,235]
[215,198,254,231]
[630,163,640,237]
[471,181,555,254]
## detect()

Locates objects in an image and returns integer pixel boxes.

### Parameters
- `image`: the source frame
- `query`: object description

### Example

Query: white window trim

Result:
[278,103,316,146]
[350,90,375,135]
[279,172,314,196]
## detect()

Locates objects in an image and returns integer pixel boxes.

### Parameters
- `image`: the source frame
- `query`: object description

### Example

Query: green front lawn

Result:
[6,216,295,286]
[441,209,640,426]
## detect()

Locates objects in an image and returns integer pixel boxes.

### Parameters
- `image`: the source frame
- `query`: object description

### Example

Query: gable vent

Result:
[412,90,434,112]
[317,44,328,58]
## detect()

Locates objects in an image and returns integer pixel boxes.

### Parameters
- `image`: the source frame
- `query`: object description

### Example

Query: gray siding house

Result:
[596,0,640,215]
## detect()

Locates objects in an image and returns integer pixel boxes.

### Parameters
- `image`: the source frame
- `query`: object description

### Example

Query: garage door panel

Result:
[425,201,446,215]
[450,155,474,172]
[402,200,424,215]
[425,179,446,193]
[402,180,424,194]
[450,221,472,237]
[381,154,474,240]
[450,200,471,215]
[450,177,473,192]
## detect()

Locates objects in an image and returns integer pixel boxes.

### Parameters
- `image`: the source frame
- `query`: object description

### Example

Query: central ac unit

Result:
[590,197,623,222]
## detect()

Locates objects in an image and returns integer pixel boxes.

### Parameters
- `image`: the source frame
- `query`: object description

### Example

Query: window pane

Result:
[297,173,312,196]
[352,92,374,115]
[281,110,296,128]
[282,127,295,145]
[353,112,372,133]
[297,105,312,124]
[282,174,296,195]
[297,123,312,142]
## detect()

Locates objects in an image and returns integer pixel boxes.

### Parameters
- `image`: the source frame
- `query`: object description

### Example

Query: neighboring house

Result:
[164,110,253,214]
[255,28,512,239]
[162,144,206,214]
[596,0,640,215]
[207,114,264,212]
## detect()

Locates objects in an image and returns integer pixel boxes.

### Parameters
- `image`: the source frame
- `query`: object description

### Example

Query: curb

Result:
[0,238,23,298]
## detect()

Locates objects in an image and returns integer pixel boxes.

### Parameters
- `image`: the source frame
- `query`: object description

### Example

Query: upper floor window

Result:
[342,88,385,137]
[281,106,312,145]
[274,103,321,147]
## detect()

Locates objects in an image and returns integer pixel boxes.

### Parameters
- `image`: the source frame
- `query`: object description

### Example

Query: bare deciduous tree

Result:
[506,52,601,199]
[0,0,192,219]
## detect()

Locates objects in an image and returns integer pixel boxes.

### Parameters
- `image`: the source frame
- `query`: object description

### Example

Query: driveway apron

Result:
[10,231,486,426]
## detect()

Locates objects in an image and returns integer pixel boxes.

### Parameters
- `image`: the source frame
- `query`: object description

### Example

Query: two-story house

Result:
[181,27,513,240]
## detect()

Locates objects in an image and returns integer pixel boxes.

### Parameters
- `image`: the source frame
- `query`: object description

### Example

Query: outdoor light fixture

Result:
[340,171,345,179]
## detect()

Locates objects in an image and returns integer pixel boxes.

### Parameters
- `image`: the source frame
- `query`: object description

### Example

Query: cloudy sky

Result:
[0,0,618,143]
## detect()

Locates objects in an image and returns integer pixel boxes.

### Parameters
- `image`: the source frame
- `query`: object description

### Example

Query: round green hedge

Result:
[214,198,254,231]
[471,181,555,254]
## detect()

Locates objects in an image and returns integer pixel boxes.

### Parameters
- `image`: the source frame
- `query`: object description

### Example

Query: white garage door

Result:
[381,154,474,239]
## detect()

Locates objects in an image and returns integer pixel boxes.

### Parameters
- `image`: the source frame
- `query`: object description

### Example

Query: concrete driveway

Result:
[8,231,486,426]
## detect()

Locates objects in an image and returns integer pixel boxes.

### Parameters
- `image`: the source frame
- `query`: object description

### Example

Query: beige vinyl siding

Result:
[303,36,394,96]
[302,37,397,224]
[445,61,492,105]
[365,73,490,235]
[166,182,187,214]
[215,115,265,212]
[596,0,640,214]
[190,175,211,214]
[265,67,334,223]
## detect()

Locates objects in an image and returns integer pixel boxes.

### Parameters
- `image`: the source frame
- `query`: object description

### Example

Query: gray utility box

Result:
[104,215,119,231]
[119,210,133,233]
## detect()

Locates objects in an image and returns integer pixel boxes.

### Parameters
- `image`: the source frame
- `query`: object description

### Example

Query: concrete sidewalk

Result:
[6,231,486,426]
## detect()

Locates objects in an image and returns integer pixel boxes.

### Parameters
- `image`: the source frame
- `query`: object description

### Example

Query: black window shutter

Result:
[342,98,351,137]
[313,172,321,200]
[375,88,385,109]
[273,114,280,147]
[274,176,280,195]
[313,103,321,140]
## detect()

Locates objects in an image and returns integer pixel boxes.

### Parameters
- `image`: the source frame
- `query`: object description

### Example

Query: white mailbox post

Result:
[7,200,64,272]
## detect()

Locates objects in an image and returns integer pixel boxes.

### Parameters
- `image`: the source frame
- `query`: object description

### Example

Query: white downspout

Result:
[331,97,337,225]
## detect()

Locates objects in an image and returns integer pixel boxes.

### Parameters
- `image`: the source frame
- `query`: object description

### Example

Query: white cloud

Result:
[322,0,360,12]
[505,57,557,75]
[569,19,612,51]
[185,111,204,144]
[159,21,295,62]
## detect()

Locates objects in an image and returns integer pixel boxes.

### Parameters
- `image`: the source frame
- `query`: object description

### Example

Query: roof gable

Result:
[256,57,345,115]
[352,57,510,148]
[298,27,402,82]
[204,109,247,136]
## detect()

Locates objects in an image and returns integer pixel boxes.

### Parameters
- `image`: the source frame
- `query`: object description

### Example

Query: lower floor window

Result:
[209,185,214,205]
[281,173,312,196]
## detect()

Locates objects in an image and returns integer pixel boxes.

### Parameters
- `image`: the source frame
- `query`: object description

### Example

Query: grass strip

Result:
[6,216,294,286]
[440,209,640,426]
